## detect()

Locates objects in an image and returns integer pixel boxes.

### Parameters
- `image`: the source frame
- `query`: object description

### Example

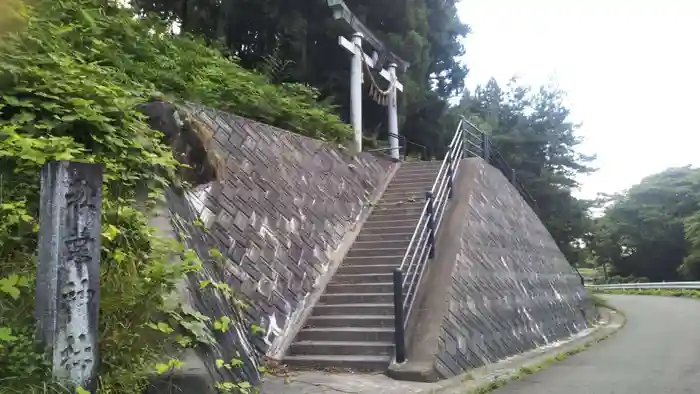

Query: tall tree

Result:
[130,0,470,155]
[589,167,700,281]
[456,78,595,263]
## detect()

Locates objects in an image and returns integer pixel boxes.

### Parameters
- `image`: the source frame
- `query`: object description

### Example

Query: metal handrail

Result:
[369,132,428,161]
[392,117,544,364]
[461,120,538,211]
[390,132,427,161]
[392,118,466,363]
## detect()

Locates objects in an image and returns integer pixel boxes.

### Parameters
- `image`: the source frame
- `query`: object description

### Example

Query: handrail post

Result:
[481,132,490,162]
[426,191,436,259]
[447,152,454,199]
[393,269,407,364]
[510,168,516,184]
[403,136,408,161]
[461,123,467,159]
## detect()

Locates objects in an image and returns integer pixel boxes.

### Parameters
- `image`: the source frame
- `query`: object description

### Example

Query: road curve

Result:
[493,294,700,394]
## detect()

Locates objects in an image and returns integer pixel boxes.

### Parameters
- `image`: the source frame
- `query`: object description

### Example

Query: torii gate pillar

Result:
[387,63,399,161]
[349,32,364,153]
[339,33,404,157]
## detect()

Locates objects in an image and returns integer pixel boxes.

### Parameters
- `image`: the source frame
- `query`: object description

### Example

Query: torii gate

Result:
[326,0,409,161]
[338,33,404,160]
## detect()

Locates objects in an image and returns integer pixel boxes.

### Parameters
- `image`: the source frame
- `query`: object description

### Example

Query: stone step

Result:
[325,282,394,294]
[360,225,415,235]
[364,211,421,223]
[381,190,432,201]
[289,340,394,357]
[394,167,442,177]
[384,180,435,192]
[375,200,425,209]
[320,292,394,305]
[403,159,442,163]
[392,173,440,182]
[296,327,394,342]
[381,188,431,198]
[363,218,419,229]
[282,354,390,371]
[351,239,411,250]
[336,264,400,275]
[382,188,433,198]
[400,161,443,169]
[389,175,439,186]
[329,272,413,285]
[370,208,423,220]
[383,188,433,198]
[343,255,405,266]
[371,204,426,217]
[304,314,395,329]
[312,303,394,316]
[380,195,425,205]
[346,248,408,258]
[331,273,394,284]
[356,232,412,242]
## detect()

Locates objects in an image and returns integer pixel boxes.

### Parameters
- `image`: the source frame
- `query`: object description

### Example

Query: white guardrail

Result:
[587,281,700,290]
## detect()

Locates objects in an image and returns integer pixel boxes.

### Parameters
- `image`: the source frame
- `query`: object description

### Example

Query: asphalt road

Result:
[493,294,700,394]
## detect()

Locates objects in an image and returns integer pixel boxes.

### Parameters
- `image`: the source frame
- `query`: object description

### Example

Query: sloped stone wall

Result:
[141,102,394,391]
[434,159,594,377]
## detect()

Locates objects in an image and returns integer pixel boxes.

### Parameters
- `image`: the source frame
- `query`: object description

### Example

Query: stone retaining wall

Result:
[141,101,394,391]
[434,159,594,377]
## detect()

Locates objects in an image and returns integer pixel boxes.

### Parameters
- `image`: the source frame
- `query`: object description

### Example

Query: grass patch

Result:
[465,304,627,394]
[593,288,700,298]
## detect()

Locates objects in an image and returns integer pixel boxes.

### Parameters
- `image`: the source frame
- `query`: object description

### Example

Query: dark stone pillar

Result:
[37,161,103,393]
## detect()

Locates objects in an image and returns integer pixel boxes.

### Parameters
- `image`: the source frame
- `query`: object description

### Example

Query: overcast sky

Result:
[456,0,700,200]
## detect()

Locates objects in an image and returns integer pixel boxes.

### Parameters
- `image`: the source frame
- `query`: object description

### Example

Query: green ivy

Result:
[0,0,309,392]
[35,0,351,143]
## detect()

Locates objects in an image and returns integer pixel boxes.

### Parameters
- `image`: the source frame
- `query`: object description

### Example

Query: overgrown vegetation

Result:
[0,0,351,392]
[40,0,350,143]
[584,167,700,282]
[131,0,469,158]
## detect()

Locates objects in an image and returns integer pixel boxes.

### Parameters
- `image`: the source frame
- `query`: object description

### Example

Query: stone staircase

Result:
[283,161,443,370]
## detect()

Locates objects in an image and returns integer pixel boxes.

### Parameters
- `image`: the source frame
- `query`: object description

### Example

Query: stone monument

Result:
[36,161,103,393]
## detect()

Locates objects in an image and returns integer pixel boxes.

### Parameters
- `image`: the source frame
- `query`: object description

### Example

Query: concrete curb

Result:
[424,306,627,394]
[593,289,700,299]
[258,305,627,394]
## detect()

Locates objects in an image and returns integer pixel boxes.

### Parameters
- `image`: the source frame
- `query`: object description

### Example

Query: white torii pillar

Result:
[387,63,399,160]
[338,33,404,159]
[349,33,364,155]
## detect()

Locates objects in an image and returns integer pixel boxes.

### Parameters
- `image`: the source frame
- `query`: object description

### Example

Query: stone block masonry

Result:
[140,101,394,390]
[434,159,594,377]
